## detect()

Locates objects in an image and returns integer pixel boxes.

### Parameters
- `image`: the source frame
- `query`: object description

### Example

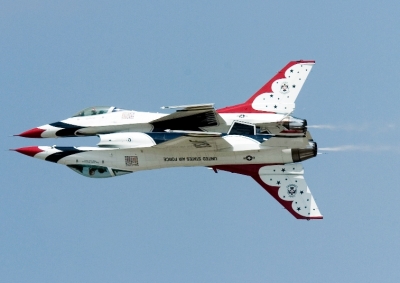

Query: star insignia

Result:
[270,94,273,98]
[274,105,277,108]
[290,69,293,73]
[277,181,281,185]
[244,155,254,161]
[300,191,303,194]
[297,207,301,211]
[281,168,286,172]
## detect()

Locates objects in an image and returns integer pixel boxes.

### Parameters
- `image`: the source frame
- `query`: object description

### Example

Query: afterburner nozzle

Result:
[282,117,307,131]
[291,142,317,162]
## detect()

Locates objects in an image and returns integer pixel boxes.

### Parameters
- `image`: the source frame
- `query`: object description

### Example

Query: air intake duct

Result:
[291,142,317,162]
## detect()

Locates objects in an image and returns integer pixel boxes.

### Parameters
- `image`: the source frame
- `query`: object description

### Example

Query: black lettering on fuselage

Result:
[203,157,217,161]
[186,157,201,161]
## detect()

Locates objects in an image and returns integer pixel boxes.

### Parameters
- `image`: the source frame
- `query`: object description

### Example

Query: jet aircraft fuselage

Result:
[13,60,322,220]
[14,126,321,220]
[17,60,314,138]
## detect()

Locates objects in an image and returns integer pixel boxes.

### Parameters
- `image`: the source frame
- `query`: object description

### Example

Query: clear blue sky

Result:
[2,1,400,282]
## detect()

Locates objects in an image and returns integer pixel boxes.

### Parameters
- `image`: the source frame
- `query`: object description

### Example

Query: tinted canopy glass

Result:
[67,165,132,178]
[72,106,114,117]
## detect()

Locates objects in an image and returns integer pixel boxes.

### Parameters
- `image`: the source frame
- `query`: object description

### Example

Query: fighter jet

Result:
[16,60,314,138]
[13,121,322,220]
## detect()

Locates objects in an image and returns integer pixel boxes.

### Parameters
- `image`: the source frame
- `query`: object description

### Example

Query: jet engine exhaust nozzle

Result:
[282,117,307,131]
[291,142,317,162]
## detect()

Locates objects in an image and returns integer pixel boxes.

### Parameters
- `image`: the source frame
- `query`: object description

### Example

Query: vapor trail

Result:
[319,145,400,152]
[308,123,397,132]
[308,125,337,130]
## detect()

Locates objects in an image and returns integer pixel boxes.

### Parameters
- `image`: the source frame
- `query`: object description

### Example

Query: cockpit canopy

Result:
[67,165,132,178]
[72,106,126,117]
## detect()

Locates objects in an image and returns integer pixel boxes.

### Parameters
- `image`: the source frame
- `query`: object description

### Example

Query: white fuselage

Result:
[35,145,295,172]
[38,110,290,138]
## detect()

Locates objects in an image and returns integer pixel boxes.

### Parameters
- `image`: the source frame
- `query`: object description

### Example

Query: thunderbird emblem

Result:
[280,82,290,94]
[287,184,298,197]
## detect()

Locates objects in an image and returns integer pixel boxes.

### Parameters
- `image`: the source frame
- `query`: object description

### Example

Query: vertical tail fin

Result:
[218,60,315,114]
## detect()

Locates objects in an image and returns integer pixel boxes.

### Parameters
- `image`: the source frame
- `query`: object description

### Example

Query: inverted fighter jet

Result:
[16,60,314,138]
[13,122,322,220]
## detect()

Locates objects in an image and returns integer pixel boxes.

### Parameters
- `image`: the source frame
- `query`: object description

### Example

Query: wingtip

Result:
[296,59,316,64]
[307,215,323,220]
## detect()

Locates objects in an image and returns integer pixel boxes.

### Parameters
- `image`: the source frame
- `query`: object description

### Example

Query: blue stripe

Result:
[45,147,86,163]
[50,122,84,137]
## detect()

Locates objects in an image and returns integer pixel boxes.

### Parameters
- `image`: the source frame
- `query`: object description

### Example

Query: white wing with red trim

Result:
[213,162,322,219]
[258,163,322,219]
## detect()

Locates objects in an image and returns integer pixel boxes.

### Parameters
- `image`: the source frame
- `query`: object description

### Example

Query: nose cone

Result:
[12,146,44,157]
[16,127,45,138]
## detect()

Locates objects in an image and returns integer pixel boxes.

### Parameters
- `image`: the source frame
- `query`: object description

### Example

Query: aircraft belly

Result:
[109,148,293,171]
[56,146,295,171]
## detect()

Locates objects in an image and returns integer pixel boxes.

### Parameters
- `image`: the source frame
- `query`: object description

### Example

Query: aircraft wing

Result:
[151,103,224,131]
[212,163,322,219]
[152,132,232,151]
